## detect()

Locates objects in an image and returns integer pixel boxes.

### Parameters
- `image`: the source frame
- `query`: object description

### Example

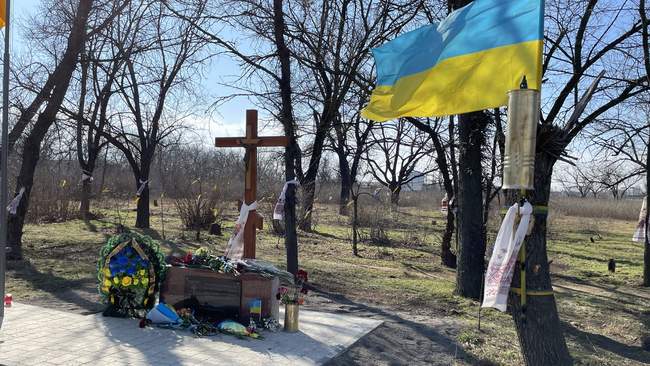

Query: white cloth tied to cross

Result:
[7,187,25,215]
[482,201,533,312]
[633,197,647,243]
[225,200,258,260]
[273,179,300,220]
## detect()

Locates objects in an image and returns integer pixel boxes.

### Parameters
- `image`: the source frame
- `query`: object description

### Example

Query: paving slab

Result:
[0,303,382,366]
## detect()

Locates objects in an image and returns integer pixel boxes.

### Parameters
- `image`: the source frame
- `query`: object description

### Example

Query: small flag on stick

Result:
[249,299,262,321]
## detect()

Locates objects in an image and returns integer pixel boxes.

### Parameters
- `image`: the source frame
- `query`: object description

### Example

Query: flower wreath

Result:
[97,232,167,317]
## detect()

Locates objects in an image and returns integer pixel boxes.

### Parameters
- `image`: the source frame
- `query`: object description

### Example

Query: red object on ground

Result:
[4,293,13,307]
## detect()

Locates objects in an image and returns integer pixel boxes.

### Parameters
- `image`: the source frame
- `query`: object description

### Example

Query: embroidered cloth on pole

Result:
[225,200,258,260]
[482,201,533,312]
[633,196,647,242]
[273,179,300,220]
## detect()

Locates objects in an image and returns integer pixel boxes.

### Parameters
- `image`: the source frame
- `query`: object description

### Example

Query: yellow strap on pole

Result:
[510,287,554,296]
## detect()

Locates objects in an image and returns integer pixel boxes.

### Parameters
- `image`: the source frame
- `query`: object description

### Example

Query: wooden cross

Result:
[215,110,289,259]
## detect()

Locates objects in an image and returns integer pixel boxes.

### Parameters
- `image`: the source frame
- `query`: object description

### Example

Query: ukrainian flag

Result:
[0,1,5,28]
[362,0,544,121]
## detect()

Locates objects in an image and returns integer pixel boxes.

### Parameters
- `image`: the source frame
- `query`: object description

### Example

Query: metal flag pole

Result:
[0,0,11,330]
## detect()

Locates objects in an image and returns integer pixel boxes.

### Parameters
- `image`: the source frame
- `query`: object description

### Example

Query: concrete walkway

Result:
[0,303,382,366]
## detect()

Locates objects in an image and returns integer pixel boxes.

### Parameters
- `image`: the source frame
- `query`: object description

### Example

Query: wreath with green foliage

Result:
[97,232,167,317]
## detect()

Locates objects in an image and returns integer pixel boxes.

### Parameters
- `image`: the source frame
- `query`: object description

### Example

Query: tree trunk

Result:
[135,179,150,229]
[6,0,93,260]
[273,0,299,275]
[338,155,352,216]
[299,179,316,231]
[640,0,650,286]
[441,208,457,268]
[80,177,92,220]
[390,185,400,210]
[507,152,572,365]
[455,111,488,300]
[352,196,359,256]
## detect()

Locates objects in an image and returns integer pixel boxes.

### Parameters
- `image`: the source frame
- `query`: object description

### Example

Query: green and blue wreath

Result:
[97,232,167,317]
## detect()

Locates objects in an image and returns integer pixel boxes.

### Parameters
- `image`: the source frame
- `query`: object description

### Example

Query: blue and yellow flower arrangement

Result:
[97,232,166,317]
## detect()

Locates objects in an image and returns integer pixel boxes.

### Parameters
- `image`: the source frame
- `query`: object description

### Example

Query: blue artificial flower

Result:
[116,255,128,266]
[124,247,134,257]
[125,266,136,276]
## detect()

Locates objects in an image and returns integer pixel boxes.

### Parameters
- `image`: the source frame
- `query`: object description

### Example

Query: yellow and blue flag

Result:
[362,0,544,121]
[0,1,5,28]
[249,299,262,315]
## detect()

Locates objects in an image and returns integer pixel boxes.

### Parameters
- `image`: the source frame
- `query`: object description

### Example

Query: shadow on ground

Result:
[311,288,484,366]
[8,260,104,314]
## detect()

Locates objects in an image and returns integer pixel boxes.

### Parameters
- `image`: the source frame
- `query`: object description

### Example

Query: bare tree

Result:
[63,22,130,219]
[97,0,210,228]
[365,120,435,210]
[557,163,595,198]
[6,0,125,259]
[328,106,373,216]
[407,116,458,268]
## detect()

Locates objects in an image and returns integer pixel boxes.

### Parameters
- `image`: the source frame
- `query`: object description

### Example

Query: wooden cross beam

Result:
[215,110,289,259]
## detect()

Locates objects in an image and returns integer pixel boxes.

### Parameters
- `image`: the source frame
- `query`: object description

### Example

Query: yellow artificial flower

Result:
[113,277,120,285]
[110,295,115,304]
[122,276,132,286]
[133,278,140,285]
[143,298,148,306]
[103,278,111,287]
[141,277,149,286]
[101,286,109,294]
[103,268,111,277]
[148,286,154,295]
[139,269,146,276]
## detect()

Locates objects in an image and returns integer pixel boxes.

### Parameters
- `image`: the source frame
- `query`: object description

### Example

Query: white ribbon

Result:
[482,201,533,312]
[7,187,26,215]
[633,197,647,243]
[225,200,258,260]
[136,179,149,197]
[273,179,300,220]
[81,170,94,183]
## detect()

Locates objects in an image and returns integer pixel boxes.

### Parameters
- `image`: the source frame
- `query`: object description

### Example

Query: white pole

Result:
[0,0,11,330]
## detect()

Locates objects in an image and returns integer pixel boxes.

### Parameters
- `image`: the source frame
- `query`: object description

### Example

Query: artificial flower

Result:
[103,278,111,287]
[103,268,111,277]
[297,269,308,283]
[113,277,120,285]
[101,286,109,293]
[133,278,140,285]
[122,276,132,286]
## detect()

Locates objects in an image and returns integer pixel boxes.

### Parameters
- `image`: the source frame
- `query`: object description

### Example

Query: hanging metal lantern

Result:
[502,88,540,190]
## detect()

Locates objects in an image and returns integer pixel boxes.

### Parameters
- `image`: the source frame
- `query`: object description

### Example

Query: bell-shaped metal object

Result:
[502,89,540,190]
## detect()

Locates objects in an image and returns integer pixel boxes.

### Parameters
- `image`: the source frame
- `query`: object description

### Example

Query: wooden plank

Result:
[239,273,279,323]
[159,267,241,316]
[214,137,244,147]
[215,136,289,148]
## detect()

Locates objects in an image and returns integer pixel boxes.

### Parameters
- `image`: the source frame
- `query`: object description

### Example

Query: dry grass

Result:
[5,195,650,365]
[551,196,643,221]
